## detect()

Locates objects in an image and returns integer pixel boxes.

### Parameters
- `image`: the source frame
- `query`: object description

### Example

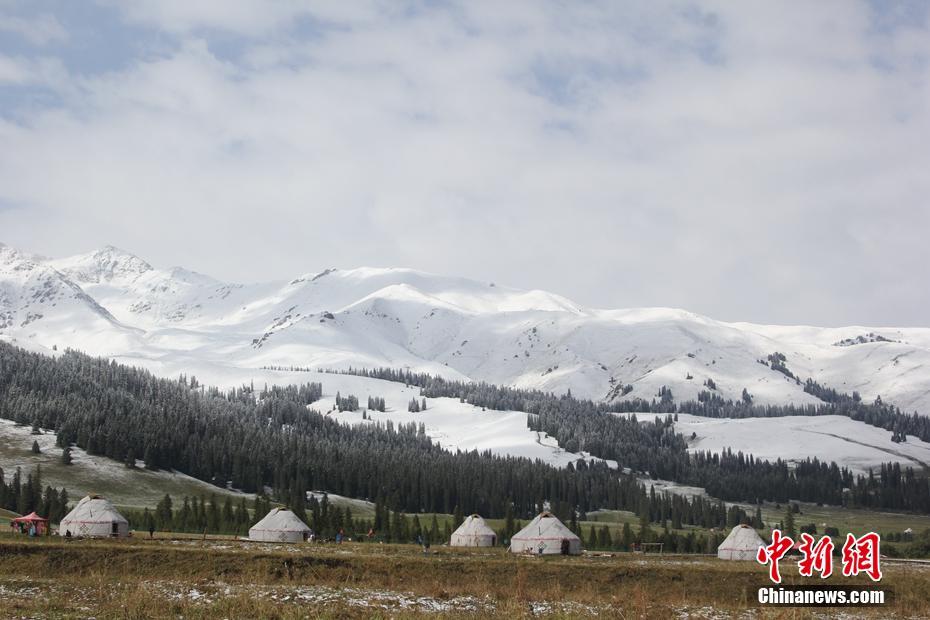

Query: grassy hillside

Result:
[0,419,375,521]
[756,501,930,538]
[0,419,251,510]
[0,507,18,527]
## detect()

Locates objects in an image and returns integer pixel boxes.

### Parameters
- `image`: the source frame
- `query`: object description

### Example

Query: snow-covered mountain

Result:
[3,242,930,415]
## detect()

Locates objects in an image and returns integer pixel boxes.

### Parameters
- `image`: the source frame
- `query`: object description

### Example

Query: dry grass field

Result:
[0,532,927,619]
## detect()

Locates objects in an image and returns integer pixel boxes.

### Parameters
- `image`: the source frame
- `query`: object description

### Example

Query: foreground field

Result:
[0,534,927,618]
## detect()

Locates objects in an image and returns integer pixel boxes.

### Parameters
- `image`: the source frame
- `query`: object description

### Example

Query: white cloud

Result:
[0,12,68,46]
[0,1,928,326]
[0,54,67,86]
[98,0,329,36]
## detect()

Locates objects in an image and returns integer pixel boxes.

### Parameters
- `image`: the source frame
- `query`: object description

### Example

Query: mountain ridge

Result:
[2,242,929,414]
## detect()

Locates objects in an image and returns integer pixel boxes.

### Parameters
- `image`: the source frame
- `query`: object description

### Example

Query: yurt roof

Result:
[512,511,579,542]
[250,508,311,532]
[718,524,765,550]
[452,514,496,536]
[61,495,128,524]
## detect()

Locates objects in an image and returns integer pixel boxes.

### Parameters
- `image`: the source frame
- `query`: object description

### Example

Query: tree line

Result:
[0,342,749,528]
[0,465,70,523]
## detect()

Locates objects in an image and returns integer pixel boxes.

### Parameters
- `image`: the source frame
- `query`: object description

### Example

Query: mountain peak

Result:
[0,242,40,271]
[54,245,153,284]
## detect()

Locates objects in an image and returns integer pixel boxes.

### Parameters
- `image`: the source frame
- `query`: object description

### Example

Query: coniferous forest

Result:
[0,342,749,528]
[0,464,69,523]
[335,367,930,512]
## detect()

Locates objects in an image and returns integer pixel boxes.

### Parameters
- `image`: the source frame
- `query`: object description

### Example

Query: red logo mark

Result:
[797,533,835,579]
[757,529,794,584]
[841,532,882,582]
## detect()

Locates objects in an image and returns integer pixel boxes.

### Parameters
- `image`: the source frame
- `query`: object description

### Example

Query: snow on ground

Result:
[0,575,612,617]
[674,413,930,474]
[312,372,609,467]
[307,491,375,516]
[168,366,612,469]
[637,478,709,500]
[101,358,610,469]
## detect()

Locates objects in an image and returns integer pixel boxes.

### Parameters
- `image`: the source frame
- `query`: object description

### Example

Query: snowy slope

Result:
[0,242,927,416]
[674,413,930,475]
[613,411,930,475]
[0,244,143,356]
[92,360,609,469]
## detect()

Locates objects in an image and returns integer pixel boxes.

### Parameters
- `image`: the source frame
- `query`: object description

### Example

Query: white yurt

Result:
[450,514,498,547]
[249,508,312,543]
[717,524,766,561]
[59,495,130,538]
[509,511,581,555]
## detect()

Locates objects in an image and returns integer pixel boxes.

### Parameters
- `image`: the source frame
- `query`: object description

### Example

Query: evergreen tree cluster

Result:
[334,392,359,412]
[124,493,254,536]
[580,522,725,554]
[762,352,796,380]
[307,493,368,539]
[0,465,69,523]
[366,396,386,412]
[407,397,427,412]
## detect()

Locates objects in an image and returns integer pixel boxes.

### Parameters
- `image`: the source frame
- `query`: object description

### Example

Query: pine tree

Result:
[638,503,650,542]
[222,497,235,531]
[504,503,515,542]
[207,496,220,533]
[783,504,796,538]
[31,440,40,454]
[411,515,422,542]
[155,494,173,529]
[429,514,440,543]
[621,522,633,551]
[143,444,156,470]
[60,446,72,466]
[57,488,68,521]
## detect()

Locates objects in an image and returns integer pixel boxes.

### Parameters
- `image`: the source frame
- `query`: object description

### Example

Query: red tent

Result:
[10,512,49,536]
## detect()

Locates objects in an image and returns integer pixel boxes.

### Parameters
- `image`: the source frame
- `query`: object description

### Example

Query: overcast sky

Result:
[1,1,928,326]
